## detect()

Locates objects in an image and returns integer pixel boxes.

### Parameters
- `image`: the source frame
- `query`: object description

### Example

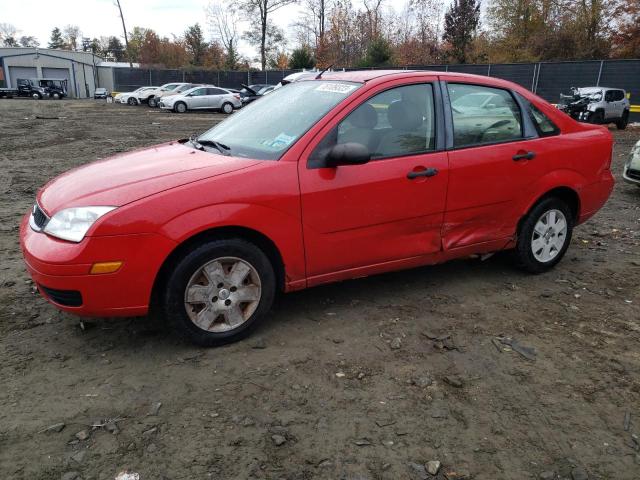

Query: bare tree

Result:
[114,0,133,66]
[207,0,242,68]
[241,0,298,70]
[0,23,19,47]
[63,25,82,50]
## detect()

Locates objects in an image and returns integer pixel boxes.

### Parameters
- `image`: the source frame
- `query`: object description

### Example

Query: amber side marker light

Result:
[90,261,123,275]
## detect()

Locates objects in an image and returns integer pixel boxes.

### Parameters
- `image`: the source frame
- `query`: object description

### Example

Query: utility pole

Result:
[114,0,133,67]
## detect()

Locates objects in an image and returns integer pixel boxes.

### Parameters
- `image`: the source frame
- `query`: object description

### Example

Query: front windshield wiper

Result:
[188,135,230,156]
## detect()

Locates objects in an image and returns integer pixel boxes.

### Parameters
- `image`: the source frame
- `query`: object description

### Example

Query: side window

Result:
[613,90,625,101]
[209,88,227,95]
[190,88,206,97]
[605,90,614,102]
[448,83,523,148]
[336,84,436,159]
[526,101,560,137]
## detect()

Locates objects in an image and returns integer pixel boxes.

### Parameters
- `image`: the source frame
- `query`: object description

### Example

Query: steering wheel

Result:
[477,119,511,143]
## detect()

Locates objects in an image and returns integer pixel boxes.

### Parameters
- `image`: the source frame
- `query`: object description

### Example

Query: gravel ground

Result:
[0,99,639,480]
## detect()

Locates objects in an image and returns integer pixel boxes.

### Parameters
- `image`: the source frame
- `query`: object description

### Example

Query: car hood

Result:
[38,142,261,214]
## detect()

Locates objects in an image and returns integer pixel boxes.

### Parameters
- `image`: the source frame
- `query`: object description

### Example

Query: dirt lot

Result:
[0,99,639,480]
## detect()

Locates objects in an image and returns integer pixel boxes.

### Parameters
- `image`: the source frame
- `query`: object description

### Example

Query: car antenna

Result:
[315,64,334,80]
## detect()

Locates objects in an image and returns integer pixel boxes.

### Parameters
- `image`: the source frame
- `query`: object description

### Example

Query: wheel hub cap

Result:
[184,257,262,332]
[531,209,568,263]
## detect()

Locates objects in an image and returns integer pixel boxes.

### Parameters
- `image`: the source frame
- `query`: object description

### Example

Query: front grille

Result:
[627,168,640,181]
[38,285,83,307]
[32,204,48,229]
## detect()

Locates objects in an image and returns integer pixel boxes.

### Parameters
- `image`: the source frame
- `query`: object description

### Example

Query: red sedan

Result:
[20,70,614,346]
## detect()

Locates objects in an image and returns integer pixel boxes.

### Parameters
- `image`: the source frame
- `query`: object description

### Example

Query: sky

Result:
[0,0,409,63]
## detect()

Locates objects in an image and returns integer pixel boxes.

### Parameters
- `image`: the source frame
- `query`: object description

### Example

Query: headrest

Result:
[387,101,422,131]
[349,103,378,129]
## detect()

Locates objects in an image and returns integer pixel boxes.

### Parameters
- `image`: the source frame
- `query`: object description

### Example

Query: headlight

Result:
[43,206,116,242]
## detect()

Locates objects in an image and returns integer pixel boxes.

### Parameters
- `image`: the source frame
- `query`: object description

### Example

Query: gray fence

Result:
[112,59,640,120]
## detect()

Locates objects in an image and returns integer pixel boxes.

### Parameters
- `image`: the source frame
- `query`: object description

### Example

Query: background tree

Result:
[244,22,287,68]
[207,0,242,69]
[126,27,148,63]
[48,27,65,49]
[63,25,82,50]
[107,36,126,61]
[19,35,39,47]
[184,23,208,66]
[289,46,316,68]
[442,0,480,63]
[241,0,298,70]
[611,0,640,58]
[0,23,19,47]
[359,36,392,66]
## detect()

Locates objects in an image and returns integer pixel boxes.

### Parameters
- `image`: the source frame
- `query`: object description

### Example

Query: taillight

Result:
[233,94,240,100]
[604,144,613,170]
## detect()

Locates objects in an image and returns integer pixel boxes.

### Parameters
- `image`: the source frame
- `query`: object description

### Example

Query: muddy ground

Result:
[0,99,639,480]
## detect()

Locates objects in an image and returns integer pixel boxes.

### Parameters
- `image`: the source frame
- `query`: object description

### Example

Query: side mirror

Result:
[324,142,371,168]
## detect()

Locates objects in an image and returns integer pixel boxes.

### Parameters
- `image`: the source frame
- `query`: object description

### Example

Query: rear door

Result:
[205,88,228,109]
[442,79,551,250]
[298,78,449,281]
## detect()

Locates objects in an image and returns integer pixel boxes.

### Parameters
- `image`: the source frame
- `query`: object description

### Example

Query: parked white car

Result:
[148,83,201,107]
[158,86,241,113]
[623,139,640,187]
[116,87,159,106]
[138,83,189,106]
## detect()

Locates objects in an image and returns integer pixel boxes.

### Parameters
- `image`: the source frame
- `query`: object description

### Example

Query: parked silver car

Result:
[558,87,630,129]
[623,139,640,187]
[158,86,241,113]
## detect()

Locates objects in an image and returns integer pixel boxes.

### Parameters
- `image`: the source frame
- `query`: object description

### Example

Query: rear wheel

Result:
[32,92,41,100]
[174,102,187,113]
[162,238,276,347]
[52,92,61,100]
[221,102,234,114]
[616,110,629,130]
[148,96,157,107]
[514,197,573,274]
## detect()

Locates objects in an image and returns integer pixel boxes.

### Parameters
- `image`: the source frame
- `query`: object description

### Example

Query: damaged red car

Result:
[20,70,614,346]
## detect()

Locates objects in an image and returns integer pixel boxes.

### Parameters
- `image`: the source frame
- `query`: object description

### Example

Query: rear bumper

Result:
[20,213,177,317]
[577,172,615,224]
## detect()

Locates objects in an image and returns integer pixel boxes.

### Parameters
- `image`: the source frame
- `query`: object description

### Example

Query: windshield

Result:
[198,80,361,160]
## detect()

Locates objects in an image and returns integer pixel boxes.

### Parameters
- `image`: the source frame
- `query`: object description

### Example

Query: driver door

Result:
[187,87,208,109]
[298,80,449,284]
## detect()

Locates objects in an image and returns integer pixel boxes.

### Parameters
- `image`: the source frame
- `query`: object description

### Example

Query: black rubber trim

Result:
[39,285,83,307]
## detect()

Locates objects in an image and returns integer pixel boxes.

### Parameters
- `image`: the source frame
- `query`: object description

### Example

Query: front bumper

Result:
[623,165,640,185]
[20,213,177,317]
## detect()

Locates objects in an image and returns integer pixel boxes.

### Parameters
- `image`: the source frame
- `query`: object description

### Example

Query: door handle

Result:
[513,151,536,161]
[407,167,439,179]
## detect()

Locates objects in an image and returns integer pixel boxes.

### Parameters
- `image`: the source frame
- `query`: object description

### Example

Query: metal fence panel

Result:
[535,61,601,103]
[111,61,639,120]
[489,63,537,89]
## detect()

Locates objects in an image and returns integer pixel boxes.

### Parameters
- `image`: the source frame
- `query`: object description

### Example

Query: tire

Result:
[221,102,234,114]
[616,110,629,130]
[162,238,276,347]
[32,92,40,100]
[127,97,137,106]
[52,92,60,100]
[148,97,157,108]
[589,110,604,124]
[174,102,187,113]
[514,197,573,274]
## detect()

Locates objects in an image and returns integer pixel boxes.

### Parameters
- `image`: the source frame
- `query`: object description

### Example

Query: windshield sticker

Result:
[260,133,296,149]
[315,83,356,94]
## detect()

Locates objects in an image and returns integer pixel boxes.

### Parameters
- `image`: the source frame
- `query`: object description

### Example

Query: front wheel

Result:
[32,92,41,100]
[52,92,61,100]
[616,111,629,130]
[127,97,137,106]
[162,238,276,347]
[514,197,573,274]
[174,102,187,113]
[221,102,234,114]
[589,110,604,124]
